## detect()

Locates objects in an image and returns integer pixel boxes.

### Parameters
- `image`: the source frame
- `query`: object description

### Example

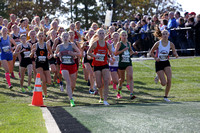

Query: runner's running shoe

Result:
[70,99,75,107]
[130,93,136,100]
[164,97,171,102]
[99,98,104,103]
[21,87,26,93]
[103,101,110,106]
[113,83,117,90]
[89,89,94,94]
[28,86,32,92]
[126,84,130,90]
[60,85,64,92]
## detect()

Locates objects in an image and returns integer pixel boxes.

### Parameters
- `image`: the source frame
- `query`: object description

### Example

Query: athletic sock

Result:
[5,73,11,86]
[164,96,167,98]
[60,81,63,86]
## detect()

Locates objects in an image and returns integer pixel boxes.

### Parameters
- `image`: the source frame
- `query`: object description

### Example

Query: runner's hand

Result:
[155,58,160,62]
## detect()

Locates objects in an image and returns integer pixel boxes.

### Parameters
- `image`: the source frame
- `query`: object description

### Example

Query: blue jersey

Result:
[0,36,13,61]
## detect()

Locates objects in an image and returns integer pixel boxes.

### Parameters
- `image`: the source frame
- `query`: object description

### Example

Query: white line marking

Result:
[41,107,61,133]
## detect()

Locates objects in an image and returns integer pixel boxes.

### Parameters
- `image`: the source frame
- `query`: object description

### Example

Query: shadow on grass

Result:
[0,91,26,98]
[48,106,91,133]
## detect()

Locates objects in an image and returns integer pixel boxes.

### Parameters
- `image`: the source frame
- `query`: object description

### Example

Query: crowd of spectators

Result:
[0,11,200,56]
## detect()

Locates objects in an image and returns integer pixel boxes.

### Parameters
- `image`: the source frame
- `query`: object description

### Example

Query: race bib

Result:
[96,54,105,62]
[114,56,119,62]
[62,56,72,64]
[24,51,30,58]
[121,55,130,62]
[2,46,10,52]
[159,53,168,60]
[38,56,46,62]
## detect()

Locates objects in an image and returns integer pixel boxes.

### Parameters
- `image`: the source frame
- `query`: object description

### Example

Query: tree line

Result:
[0,0,182,28]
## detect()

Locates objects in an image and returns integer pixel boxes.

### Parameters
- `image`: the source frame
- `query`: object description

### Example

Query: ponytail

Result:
[153,26,162,39]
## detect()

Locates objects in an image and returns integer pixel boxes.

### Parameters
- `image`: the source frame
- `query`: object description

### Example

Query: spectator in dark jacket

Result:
[193,14,200,55]
[185,17,195,49]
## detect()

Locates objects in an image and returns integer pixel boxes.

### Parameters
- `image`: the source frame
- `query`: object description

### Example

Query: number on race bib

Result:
[115,56,119,62]
[159,54,168,60]
[96,54,105,62]
[38,56,46,62]
[121,55,130,62]
[62,56,72,64]
[24,51,30,58]
[2,46,10,52]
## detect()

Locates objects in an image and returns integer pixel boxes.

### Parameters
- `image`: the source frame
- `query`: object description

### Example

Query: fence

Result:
[129,27,197,56]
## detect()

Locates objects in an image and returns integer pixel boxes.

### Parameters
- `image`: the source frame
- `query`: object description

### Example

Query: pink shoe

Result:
[113,84,117,90]
[126,84,130,90]
[11,72,15,78]
[117,94,122,99]
[110,81,113,85]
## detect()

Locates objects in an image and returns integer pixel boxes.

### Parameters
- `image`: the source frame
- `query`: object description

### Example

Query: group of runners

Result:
[0,14,178,106]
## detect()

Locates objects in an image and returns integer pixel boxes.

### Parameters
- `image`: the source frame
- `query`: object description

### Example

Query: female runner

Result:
[27,30,38,80]
[87,28,113,105]
[150,29,178,102]
[81,29,97,94]
[114,30,137,99]
[47,30,58,87]
[109,32,120,90]
[0,27,17,88]
[14,34,32,92]
[54,32,81,107]
[30,30,53,99]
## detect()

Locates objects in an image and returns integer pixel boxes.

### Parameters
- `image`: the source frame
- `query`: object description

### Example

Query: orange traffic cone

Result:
[31,73,46,107]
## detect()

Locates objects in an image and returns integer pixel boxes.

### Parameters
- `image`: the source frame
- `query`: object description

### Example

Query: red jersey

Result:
[92,41,108,66]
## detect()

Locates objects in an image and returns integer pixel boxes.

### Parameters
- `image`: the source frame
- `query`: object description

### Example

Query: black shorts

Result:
[75,58,79,70]
[36,62,49,71]
[20,59,32,68]
[94,64,109,72]
[56,58,61,65]
[49,58,56,65]
[155,60,171,72]
[84,56,93,64]
[118,64,132,70]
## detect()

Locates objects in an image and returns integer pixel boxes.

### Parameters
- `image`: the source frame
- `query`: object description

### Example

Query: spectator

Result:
[153,15,160,26]
[167,12,177,45]
[177,17,187,54]
[189,12,196,18]
[130,21,136,34]
[175,11,181,26]
[194,14,200,55]
[185,17,195,49]
[184,12,189,23]
[135,14,141,23]
[160,19,168,31]
[178,17,185,28]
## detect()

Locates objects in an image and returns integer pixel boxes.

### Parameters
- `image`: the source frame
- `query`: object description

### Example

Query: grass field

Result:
[0,57,200,132]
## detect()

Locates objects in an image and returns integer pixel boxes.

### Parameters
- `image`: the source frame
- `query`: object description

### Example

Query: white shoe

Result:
[164,98,171,102]
[103,101,110,106]
[154,75,159,84]
[60,85,64,92]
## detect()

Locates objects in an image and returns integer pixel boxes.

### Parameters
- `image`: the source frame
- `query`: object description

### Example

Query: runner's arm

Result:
[170,42,179,58]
